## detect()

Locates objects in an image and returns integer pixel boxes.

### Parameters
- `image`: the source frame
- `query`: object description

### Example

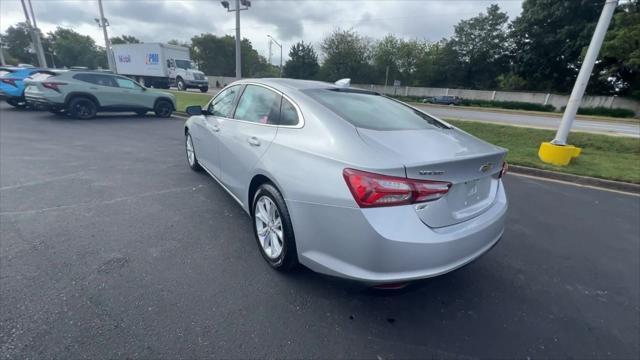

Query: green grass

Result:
[448,120,640,184]
[157,90,213,112]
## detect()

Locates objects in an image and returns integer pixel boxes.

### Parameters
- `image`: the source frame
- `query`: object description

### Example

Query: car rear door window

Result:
[279,98,299,126]
[233,85,281,125]
[73,74,118,87]
[208,85,240,118]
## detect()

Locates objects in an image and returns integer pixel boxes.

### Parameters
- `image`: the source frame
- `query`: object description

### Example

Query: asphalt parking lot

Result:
[1,103,638,359]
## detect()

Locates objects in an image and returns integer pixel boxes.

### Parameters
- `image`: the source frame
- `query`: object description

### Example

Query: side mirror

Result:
[186,105,203,116]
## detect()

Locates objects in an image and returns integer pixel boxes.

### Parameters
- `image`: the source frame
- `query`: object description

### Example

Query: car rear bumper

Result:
[24,94,64,108]
[288,181,507,284]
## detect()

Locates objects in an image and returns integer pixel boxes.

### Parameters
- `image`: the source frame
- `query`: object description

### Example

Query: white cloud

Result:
[0,0,523,63]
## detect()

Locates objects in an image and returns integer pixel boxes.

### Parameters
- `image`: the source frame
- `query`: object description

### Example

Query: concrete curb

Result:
[508,165,640,194]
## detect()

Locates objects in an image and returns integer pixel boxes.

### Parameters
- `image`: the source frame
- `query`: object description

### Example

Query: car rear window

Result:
[304,89,448,131]
[28,72,55,81]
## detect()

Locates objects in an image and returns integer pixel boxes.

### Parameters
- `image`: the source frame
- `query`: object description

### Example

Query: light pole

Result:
[0,42,6,65]
[221,0,251,79]
[20,0,47,67]
[267,35,282,77]
[538,0,619,166]
[96,0,115,71]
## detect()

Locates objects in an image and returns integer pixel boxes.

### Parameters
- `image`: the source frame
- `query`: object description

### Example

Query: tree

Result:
[414,41,464,87]
[600,0,640,98]
[190,34,270,77]
[319,29,373,83]
[48,27,106,68]
[371,35,401,84]
[110,35,141,44]
[0,23,36,65]
[510,0,607,92]
[283,41,319,79]
[449,4,510,88]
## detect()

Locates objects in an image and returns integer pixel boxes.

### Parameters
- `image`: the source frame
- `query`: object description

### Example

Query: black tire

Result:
[68,97,97,119]
[154,100,173,118]
[200,87,209,93]
[7,99,27,108]
[185,131,201,171]
[176,78,185,91]
[252,184,299,271]
[135,110,147,116]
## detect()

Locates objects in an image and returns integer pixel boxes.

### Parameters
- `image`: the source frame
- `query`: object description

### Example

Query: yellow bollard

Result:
[538,142,582,166]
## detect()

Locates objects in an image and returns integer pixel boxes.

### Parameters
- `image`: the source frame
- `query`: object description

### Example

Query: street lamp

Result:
[221,0,251,79]
[0,41,6,66]
[267,35,282,77]
[95,0,115,72]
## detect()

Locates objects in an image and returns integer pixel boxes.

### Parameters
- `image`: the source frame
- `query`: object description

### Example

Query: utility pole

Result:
[538,0,619,166]
[20,0,46,67]
[267,35,282,77]
[0,42,6,65]
[384,65,389,88]
[96,0,115,71]
[221,0,251,79]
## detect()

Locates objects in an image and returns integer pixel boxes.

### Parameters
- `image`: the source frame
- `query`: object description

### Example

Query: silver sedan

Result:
[183,78,508,285]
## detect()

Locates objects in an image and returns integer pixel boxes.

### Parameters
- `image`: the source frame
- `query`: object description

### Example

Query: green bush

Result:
[459,99,556,112]
[560,106,636,118]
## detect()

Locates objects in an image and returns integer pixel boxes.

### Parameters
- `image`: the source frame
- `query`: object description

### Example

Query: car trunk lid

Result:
[356,127,507,227]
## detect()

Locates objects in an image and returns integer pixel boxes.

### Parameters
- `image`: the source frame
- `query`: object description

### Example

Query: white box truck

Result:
[111,43,209,92]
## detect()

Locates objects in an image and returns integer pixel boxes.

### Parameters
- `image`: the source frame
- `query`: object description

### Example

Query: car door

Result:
[217,84,280,200]
[194,85,242,177]
[73,73,121,107]
[113,77,150,109]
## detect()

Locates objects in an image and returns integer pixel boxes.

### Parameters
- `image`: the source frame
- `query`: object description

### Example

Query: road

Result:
[1,104,638,359]
[414,104,640,137]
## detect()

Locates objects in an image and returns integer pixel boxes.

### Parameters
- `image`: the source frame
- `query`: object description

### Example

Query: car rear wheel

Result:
[252,184,298,271]
[185,132,201,171]
[154,100,173,118]
[200,87,209,93]
[68,97,97,119]
[7,99,27,108]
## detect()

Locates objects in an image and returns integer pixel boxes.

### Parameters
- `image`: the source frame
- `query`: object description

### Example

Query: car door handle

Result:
[207,124,220,132]
[247,136,261,147]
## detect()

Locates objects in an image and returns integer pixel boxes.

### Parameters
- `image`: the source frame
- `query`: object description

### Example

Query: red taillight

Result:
[343,168,451,208]
[1,78,18,87]
[42,82,67,92]
[499,161,508,178]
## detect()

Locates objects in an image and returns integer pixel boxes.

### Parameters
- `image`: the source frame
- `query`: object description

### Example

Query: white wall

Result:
[353,84,639,116]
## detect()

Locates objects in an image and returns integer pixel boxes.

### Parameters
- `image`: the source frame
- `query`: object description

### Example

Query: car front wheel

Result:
[252,184,298,271]
[68,97,97,119]
[176,78,185,91]
[185,132,201,171]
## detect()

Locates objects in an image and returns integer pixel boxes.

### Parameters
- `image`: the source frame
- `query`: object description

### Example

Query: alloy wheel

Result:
[186,134,195,166]
[254,196,284,259]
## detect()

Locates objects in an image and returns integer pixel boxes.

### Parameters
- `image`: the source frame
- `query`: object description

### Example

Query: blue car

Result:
[0,66,50,108]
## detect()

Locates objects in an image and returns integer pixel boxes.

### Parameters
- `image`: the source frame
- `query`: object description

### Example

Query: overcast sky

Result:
[0,0,524,63]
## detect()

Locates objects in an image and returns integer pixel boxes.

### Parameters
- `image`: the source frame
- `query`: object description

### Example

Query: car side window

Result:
[74,74,117,87]
[115,78,140,90]
[279,98,299,126]
[208,85,240,118]
[233,85,281,125]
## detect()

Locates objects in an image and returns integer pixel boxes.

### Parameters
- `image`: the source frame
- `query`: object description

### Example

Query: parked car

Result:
[427,95,462,105]
[183,78,508,285]
[24,70,176,119]
[0,66,49,108]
